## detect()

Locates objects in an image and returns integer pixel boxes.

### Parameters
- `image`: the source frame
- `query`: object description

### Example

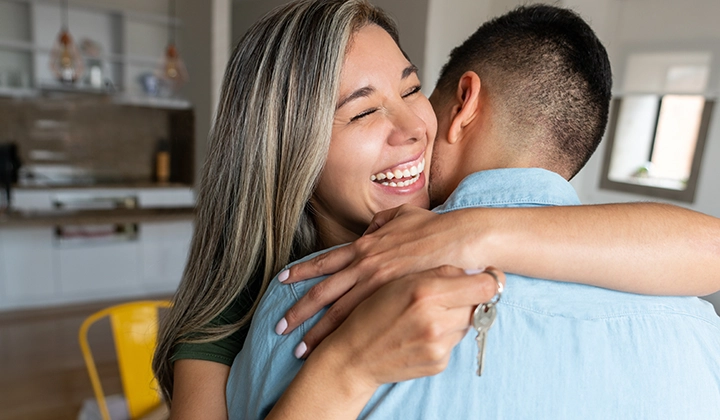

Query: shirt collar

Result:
[434,168,581,213]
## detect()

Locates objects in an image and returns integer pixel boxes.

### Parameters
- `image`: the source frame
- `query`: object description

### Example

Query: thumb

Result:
[364,206,403,235]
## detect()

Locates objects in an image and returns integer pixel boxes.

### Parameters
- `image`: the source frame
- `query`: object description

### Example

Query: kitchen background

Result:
[0,0,718,419]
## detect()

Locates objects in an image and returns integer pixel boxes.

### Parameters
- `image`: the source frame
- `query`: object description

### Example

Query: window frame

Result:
[599,96,715,203]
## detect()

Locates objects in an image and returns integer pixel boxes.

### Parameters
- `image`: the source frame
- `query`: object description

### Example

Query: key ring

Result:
[482,269,503,307]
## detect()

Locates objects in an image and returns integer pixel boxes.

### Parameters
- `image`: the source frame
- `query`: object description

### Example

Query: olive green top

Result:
[170,278,261,366]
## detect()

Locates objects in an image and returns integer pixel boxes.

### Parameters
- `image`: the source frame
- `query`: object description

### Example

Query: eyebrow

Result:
[336,64,419,110]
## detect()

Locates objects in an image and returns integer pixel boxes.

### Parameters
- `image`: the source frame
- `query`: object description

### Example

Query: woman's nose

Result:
[386,104,426,146]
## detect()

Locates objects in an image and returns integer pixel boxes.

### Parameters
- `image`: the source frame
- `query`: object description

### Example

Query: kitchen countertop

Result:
[14,182,194,190]
[0,207,195,227]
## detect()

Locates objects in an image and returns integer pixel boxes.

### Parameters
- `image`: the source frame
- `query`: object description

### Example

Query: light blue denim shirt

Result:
[227,168,720,419]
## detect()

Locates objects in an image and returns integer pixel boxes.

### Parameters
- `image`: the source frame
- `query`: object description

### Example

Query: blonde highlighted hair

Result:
[153,0,400,403]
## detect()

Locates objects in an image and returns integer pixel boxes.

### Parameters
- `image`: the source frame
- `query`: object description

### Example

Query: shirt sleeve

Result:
[225,272,329,419]
[170,297,250,366]
[170,272,263,366]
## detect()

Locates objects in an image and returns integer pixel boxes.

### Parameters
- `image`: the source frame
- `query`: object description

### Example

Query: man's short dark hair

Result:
[435,4,612,178]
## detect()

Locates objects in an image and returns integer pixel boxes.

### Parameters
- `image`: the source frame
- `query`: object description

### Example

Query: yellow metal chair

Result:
[79,300,171,420]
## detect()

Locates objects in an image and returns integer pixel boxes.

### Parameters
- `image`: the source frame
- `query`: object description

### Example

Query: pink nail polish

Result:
[275,317,288,335]
[278,269,290,283]
[464,268,485,275]
[294,341,307,359]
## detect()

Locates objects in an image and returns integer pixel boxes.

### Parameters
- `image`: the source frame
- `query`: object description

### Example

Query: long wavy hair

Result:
[153,0,400,403]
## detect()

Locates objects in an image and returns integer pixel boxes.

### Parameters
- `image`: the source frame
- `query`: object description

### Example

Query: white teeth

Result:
[378,173,420,188]
[371,158,426,183]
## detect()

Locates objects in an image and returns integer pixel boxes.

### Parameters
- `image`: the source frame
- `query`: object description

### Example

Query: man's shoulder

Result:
[226,248,339,419]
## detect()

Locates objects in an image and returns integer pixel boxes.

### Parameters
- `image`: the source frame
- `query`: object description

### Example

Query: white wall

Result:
[422,0,490,92]
[177,0,231,182]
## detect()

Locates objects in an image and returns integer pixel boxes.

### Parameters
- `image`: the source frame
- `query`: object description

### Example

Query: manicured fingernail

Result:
[278,270,290,283]
[294,341,307,359]
[275,317,288,335]
[464,268,485,275]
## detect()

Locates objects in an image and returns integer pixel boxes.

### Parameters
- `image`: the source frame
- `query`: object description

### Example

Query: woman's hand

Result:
[267,266,505,419]
[279,205,487,353]
[318,266,504,384]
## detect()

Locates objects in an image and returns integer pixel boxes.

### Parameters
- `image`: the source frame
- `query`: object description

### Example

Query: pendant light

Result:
[159,0,188,92]
[49,0,84,84]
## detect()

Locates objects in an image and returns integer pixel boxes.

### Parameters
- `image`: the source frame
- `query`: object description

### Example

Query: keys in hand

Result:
[472,303,496,376]
[471,269,503,376]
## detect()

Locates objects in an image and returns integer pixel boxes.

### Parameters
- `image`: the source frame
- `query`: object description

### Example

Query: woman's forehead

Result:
[341,25,413,86]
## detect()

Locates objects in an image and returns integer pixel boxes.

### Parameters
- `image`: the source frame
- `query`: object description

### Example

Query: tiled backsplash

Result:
[0,95,194,186]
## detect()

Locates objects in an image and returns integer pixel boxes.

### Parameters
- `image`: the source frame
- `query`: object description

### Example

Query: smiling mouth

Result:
[370,158,425,188]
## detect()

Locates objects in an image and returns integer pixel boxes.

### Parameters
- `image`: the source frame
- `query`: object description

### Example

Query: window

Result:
[600,52,714,202]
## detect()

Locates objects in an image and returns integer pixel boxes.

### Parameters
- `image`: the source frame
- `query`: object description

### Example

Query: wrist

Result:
[306,337,379,407]
[449,208,500,270]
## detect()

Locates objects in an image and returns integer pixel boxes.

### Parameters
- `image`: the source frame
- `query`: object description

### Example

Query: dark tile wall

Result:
[0,95,194,186]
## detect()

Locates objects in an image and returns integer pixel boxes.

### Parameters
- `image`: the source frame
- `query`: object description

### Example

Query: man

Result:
[227,5,720,419]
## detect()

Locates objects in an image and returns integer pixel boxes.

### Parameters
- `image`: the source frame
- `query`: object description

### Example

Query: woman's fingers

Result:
[281,270,362,335]
[363,205,404,235]
[284,244,355,283]
[406,266,505,310]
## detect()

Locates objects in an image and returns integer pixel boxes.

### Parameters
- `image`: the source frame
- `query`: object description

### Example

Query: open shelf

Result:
[0,0,188,104]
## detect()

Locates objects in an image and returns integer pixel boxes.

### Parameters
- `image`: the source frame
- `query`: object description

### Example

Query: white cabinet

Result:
[56,240,142,298]
[0,227,56,309]
[140,221,192,292]
[0,187,194,311]
[0,220,192,311]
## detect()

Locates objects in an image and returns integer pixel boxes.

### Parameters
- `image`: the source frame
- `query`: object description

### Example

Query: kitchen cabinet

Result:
[0,227,56,305]
[56,239,142,297]
[0,186,194,311]
[140,221,192,292]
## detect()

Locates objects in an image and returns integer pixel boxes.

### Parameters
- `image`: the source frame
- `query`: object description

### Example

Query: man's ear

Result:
[447,71,482,145]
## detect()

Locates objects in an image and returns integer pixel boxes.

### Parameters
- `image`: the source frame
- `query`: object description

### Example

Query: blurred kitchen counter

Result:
[0,206,194,227]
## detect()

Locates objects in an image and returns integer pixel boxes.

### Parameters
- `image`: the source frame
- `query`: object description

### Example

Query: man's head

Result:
[428,4,612,206]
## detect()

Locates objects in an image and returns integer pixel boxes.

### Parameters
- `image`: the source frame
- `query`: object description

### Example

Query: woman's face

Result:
[312,24,437,244]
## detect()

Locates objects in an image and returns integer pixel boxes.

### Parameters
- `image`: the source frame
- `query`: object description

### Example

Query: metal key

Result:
[472,303,497,376]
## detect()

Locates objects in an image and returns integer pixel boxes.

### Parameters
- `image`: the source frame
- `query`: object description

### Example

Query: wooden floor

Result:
[0,297,168,420]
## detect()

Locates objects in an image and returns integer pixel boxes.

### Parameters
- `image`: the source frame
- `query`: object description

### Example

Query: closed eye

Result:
[350,108,378,122]
[403,85,422,98]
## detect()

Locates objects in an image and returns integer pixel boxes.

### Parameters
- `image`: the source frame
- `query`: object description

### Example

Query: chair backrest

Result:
[79,300,171,420]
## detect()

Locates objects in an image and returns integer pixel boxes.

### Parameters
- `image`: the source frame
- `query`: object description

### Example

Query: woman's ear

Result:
[447,71,482,145]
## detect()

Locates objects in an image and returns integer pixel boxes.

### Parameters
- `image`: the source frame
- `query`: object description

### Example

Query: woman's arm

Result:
[170,360,230,420]
[278,202,720,354]
[452,203,720,295]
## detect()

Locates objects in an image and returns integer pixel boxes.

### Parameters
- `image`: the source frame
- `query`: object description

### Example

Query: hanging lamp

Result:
[49,0,84,84]
[158,0,188,92]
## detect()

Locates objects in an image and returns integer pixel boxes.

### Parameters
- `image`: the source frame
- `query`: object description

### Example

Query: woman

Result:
[153,1,720,418]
